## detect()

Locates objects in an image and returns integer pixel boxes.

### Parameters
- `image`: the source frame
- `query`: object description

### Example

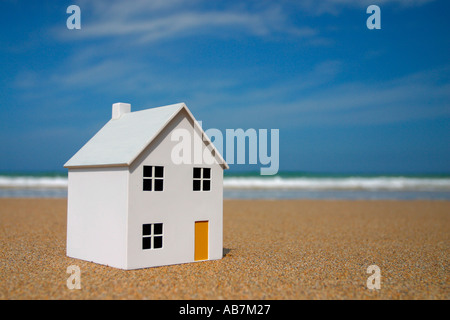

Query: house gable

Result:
[126,107,224,269]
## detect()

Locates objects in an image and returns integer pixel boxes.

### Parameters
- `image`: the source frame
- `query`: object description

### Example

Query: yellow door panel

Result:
[195,221,208,261]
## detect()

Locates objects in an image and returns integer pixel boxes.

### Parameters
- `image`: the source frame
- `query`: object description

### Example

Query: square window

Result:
[143,166,153,177]
[143,224,151,236]
[142,223,164,250]
[143,166,164,192]
[193,167,201,179]
[142,237,151,250]
[155,166,164,178]
[143,179,152,191]
[193,179,201,191]
[154,179,164,191]
[203,180,211,191]
[154,223,163,235]
[154,236,163,249]
[193,167,212,192]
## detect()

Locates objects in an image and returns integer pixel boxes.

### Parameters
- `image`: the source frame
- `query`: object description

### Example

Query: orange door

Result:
[194,221,209,261]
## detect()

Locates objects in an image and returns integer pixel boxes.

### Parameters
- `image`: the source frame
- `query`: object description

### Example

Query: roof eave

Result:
[64,163,129,170]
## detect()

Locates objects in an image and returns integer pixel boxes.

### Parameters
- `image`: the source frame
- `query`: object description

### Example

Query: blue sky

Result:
[0,0,449,174]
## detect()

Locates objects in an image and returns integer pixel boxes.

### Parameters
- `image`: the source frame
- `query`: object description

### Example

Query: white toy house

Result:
[64,102,228,269]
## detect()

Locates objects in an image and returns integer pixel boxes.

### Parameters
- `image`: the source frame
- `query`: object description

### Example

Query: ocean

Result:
[1,172,450,200]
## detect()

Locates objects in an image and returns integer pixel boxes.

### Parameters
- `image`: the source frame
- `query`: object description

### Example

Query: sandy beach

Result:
[0,198,448,300]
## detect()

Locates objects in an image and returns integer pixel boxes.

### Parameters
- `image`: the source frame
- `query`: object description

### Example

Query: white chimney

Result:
[112,103,131,119]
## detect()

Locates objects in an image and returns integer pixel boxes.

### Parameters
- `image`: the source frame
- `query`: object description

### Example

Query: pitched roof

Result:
[64,103,228,169]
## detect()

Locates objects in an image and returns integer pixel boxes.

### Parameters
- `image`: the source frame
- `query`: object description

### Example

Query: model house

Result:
[64,102,228,269]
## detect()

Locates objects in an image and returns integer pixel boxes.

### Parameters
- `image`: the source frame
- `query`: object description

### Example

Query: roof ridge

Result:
[125,102,185,116]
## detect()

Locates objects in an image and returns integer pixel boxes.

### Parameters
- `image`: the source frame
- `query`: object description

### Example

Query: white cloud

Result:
[295,0,435,15]
[15,0,446,130]
[197,65,450,128]
[58,0,317,43]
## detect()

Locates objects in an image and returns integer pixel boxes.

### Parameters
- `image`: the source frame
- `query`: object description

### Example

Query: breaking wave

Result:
[0,176,68,189]
[223,176,450,191]
[1,175,450,192]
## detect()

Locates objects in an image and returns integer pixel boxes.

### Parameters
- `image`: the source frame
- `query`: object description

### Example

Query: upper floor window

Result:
[193,167,211,191]
[143,166,164,191]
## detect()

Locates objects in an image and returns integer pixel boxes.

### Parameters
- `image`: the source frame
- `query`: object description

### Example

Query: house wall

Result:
[66,167,129,269]
[127,109,224,269]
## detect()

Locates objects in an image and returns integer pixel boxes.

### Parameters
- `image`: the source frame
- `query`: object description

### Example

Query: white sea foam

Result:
[0,176,68,189]
[1,175,450,192]
[223,176,450,191]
